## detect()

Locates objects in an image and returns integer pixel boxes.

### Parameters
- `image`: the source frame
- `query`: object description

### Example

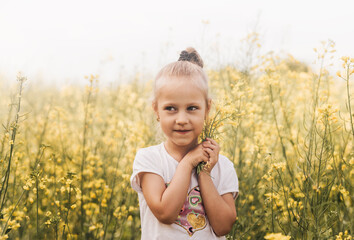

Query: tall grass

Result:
[0,40,352,239]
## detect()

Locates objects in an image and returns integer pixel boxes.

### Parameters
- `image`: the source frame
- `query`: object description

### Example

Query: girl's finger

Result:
[203,141,216,150]
[207,138,218,146]
[203,150,209,158]
[204,148,215,158]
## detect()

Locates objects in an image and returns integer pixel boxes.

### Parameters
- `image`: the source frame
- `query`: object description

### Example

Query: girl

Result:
[130,48,239,239]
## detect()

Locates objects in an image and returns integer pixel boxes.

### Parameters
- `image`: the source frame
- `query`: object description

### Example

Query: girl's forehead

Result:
[157,80,206,104]
[163,77,196,87]
[157,75,206,89]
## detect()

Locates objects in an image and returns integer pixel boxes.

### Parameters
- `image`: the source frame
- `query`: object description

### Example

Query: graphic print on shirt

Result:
[169,184,207,236]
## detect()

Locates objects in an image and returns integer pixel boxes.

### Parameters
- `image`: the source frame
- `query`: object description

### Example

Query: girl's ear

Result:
[152,101,159,116]
[206,98,212,116]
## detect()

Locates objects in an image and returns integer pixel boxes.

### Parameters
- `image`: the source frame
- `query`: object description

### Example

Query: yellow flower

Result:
[341,164,346,171]
[89,225,97,232]
[90,192,97,199]
[264,233,291,240]
[341,56,349,62]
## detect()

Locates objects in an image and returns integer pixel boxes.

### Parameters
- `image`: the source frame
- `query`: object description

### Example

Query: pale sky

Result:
[1,0,353,86]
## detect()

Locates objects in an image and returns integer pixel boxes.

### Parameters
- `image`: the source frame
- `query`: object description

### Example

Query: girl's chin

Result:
[171,139,198,147]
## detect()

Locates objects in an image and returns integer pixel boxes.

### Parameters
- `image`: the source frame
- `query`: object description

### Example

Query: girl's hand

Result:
[201,138,220,173]
[182,144,210,169]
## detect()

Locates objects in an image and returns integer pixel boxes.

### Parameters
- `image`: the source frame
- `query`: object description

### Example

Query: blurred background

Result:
[1,1,353,239]
[1,0,353,86]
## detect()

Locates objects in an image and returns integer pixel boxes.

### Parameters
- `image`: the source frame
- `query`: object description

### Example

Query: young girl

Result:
[130,48,239,239]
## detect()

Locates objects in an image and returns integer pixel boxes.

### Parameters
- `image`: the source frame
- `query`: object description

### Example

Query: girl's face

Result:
[154,77,210,151]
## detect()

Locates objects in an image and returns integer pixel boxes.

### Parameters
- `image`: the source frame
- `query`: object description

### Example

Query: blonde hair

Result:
[153,47,209,102]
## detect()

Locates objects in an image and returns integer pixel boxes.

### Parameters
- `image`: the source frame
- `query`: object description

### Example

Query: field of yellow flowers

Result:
[0,40,353,239]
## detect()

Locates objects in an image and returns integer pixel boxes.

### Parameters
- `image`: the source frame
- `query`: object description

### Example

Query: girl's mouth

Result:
[175,130,191,134]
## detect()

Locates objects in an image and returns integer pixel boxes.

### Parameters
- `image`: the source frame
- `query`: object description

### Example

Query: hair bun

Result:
[178,47,204,68]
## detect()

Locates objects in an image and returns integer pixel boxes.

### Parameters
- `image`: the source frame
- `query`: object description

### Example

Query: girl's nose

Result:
[176,113,188,125]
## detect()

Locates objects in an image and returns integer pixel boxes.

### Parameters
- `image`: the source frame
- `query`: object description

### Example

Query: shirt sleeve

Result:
[130,148,164,193]
[218,156,239,199]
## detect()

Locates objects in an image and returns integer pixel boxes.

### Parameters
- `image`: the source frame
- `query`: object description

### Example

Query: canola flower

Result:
[264,232,291,240]
[0,40,353,239]
[335,231,353,240]
[197,98,235,174]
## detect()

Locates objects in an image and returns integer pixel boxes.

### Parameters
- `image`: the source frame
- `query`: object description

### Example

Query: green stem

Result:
[81,80,94,237]
[1,189,25,235]
[268,83,295,187]
[0,76,24,212]
[346,64,354,144]
[36,176,39,237]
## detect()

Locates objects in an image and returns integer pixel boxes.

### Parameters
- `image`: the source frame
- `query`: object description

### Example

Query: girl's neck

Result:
[164,139,198,162]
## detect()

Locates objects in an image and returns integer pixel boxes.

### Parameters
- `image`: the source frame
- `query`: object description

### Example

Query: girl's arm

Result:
[198,173,236,236]
[199,138,237,236]
[140,144,209,224]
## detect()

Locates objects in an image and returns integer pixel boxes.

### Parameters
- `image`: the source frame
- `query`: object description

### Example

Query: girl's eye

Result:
[188,106,198,111]
[164,106,176,111]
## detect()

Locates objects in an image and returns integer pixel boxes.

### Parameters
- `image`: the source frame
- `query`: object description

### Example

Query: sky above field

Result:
[1,0,354,86]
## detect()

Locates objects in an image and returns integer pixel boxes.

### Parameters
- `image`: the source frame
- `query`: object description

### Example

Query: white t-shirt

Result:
[130,143,239,240]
